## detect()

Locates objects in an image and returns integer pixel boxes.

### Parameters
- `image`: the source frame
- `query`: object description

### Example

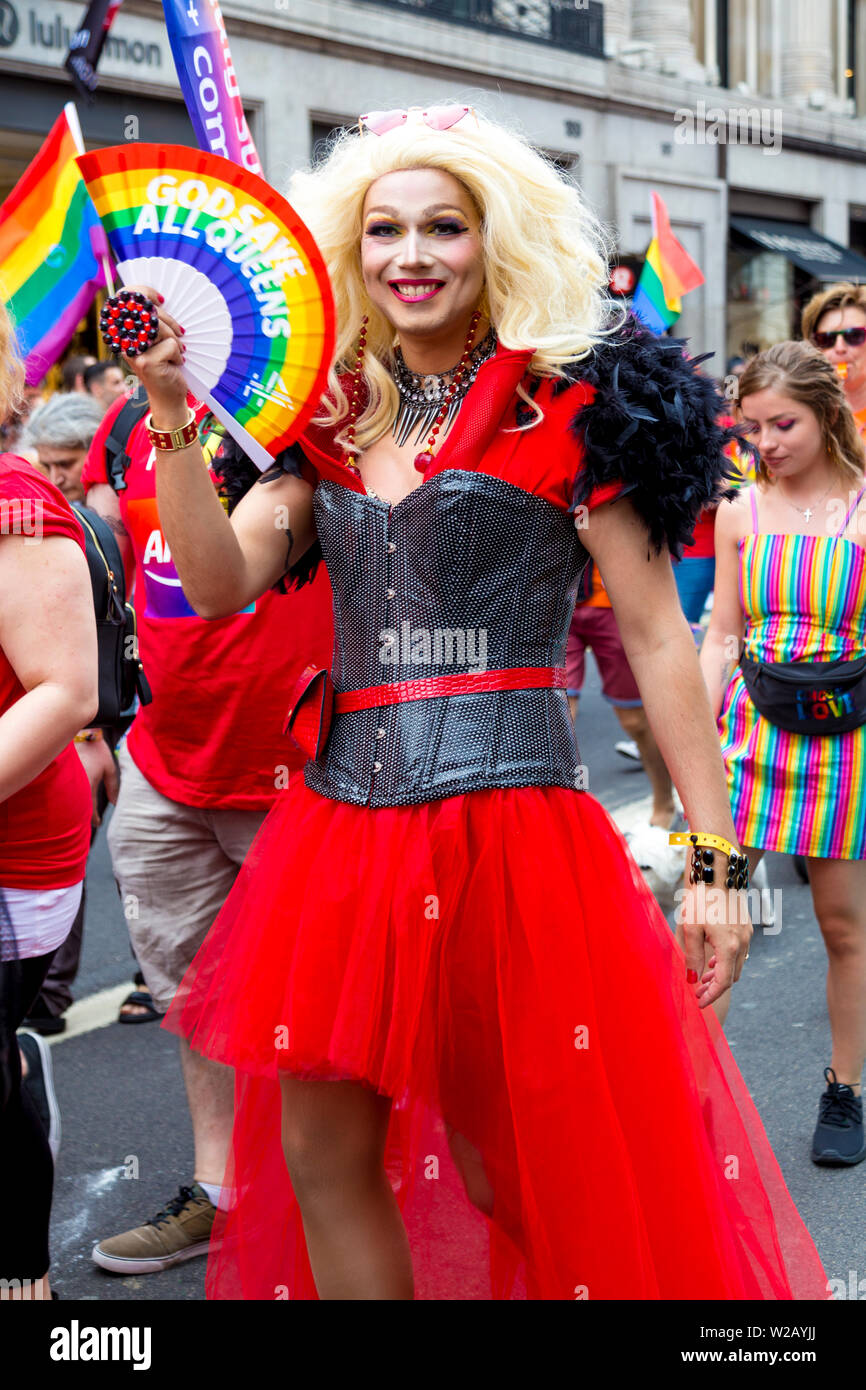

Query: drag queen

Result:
[127,107,827,1299]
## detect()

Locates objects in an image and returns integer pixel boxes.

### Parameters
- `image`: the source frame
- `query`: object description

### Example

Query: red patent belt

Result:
[284,664,566,762]
[334,666,567,713]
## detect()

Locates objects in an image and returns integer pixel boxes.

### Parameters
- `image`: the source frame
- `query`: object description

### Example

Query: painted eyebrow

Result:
[364,205,470,219]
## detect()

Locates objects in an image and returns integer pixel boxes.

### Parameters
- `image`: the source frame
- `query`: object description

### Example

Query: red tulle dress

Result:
[165,349,829,1300]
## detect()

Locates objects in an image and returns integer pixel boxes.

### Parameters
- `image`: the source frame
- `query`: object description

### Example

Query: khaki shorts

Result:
[566,605,642,707]
[107,742,268,1013]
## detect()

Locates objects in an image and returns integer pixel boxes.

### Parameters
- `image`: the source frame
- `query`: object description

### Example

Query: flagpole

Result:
[64,101,115,294]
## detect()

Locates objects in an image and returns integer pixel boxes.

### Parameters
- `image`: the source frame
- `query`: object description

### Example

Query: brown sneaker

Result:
[91,1184,217,1274]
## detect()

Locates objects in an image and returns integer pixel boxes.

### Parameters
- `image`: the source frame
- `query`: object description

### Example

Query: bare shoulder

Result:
[714,487,752,545]
[0,528,89,588]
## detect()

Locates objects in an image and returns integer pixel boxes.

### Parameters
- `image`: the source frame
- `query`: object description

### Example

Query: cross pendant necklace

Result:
[779,480,834,525]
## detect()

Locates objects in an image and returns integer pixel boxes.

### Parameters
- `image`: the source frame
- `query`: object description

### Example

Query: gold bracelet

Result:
[669,832,750,890]
[74,729,103,744]
[145,410,198,452]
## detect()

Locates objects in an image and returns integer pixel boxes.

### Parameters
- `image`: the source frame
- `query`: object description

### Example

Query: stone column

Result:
[702,0,718,84]
[631,0,705,78]
[780,0,834,106]
[603,0,632,56]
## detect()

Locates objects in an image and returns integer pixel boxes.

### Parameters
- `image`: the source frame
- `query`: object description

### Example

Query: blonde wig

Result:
[288,110,616,450]
[0,299,24,429]
[737,340,865,488]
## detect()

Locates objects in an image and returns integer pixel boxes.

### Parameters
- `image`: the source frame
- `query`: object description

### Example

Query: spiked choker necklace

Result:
[391,325,498,449]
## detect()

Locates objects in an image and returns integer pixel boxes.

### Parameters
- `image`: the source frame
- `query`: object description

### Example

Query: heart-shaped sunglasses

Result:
[358,105,475,137]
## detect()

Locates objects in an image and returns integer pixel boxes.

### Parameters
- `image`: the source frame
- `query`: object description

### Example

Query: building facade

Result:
[2,0,866,366]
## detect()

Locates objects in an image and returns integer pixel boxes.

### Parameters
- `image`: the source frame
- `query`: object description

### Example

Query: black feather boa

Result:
[212,437,322,590]
[561,312,747,558]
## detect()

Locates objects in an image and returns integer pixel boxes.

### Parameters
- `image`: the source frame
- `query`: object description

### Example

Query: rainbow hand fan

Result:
[76,144,335,469]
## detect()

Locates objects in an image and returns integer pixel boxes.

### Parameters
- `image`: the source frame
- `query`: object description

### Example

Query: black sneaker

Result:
[811,1067,866,1166]
[20,997,66,1036]
[17,1029,61,1163]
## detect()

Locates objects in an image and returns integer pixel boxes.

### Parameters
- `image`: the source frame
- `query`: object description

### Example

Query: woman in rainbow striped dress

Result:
[702,341,866,1166]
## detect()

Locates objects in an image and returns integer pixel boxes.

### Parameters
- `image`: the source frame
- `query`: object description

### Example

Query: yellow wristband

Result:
[668,831,738,857]
[74,729,103,744]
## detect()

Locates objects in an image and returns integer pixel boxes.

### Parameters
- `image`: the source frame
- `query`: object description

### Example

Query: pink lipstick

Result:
[388,280,444,303]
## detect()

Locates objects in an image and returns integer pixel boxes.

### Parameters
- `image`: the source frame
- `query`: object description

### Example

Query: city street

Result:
[41,663,866,1302]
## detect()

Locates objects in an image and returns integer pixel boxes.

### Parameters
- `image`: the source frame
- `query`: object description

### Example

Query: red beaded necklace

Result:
[342,309,482,476]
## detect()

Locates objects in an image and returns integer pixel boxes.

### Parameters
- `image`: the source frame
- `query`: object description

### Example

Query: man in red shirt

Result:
[80,392,333,1275]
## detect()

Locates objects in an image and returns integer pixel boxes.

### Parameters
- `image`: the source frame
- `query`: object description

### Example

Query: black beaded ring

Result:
[99,291,159,359]
[687,836,750,891]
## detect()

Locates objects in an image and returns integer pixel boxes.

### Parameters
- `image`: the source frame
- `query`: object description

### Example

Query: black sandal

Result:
[118,989,165,1025]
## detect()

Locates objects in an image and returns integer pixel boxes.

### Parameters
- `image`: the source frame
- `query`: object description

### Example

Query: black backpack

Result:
[72,501,151,737]
[74,388,153,737]
[103,387,149,493]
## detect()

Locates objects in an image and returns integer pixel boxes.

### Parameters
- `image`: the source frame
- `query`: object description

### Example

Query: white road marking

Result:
[44,982,140,1047]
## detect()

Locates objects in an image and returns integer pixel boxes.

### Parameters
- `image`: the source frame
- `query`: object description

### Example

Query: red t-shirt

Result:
[0,456,92,889]
[81,398,334,809]
[686,508,717,560]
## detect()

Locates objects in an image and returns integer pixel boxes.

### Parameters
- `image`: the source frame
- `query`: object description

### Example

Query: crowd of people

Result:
[1,104,864,1302]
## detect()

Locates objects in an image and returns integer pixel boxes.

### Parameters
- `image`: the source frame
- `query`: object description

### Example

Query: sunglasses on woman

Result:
[812,327,866,349]
[358,105,475,137]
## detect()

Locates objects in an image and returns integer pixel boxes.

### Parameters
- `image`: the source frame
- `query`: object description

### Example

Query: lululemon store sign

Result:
[0,1,163,69]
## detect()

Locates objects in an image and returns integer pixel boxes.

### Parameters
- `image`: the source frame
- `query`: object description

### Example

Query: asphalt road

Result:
[39,662,865,1301]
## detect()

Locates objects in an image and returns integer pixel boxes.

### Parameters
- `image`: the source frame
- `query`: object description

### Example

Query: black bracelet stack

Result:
[687,835,750,891]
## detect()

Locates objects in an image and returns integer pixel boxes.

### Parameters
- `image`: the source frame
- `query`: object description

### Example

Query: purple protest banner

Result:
[162,0,262,174]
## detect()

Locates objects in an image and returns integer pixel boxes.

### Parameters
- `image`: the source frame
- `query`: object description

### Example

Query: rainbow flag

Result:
[632,191,704,336]
[0,104,110,385]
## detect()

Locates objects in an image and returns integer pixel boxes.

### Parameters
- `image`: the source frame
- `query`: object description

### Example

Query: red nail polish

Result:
[686,969,698,984]
[158,293,165,304]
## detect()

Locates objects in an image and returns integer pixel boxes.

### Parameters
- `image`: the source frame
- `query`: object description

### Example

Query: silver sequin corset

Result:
[304,470,589,807]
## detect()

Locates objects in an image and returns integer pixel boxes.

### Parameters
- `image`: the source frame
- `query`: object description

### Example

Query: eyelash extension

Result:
[364,220,468,236]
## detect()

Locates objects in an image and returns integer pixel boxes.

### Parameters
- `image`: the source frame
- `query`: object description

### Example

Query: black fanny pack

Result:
[739,649,866,735]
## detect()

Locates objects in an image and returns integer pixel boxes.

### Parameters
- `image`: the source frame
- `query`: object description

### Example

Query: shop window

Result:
[727,243,797,359]
[850,214,866,261]
[311,118,353,166]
